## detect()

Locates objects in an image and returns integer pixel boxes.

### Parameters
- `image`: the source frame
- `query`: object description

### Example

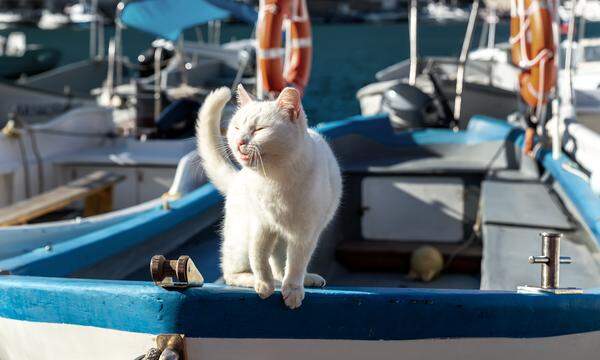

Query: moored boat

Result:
[0,32,61,79]
[1,111,600,359]
[0,0,257,258]
[0,0,600,359]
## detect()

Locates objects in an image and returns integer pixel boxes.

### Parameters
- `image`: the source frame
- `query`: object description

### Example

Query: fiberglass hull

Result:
[0,115,599,359]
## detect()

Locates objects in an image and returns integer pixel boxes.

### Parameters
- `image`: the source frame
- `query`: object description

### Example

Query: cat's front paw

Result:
[254,279,275,299]
[281,283,304,309]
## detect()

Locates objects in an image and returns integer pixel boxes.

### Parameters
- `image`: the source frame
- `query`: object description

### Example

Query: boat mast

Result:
[89,0,104,60]
[557,0,578,159]
[453,0,480,126]
[256,0,265,99]
[115,1,124,86]
[487,6,497,49]
[408,0,418,86]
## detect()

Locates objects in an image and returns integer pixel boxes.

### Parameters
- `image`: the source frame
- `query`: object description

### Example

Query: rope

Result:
[443,140,507,270]
[20,121,44,194]
[133,347,162,360]
[535,52,550,120]
[30,128,115,138]
[511,0,553,69]
[2,119,31,198]
[510,0,554,130]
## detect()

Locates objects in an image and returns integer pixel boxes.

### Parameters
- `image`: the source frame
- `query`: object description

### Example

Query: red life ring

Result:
[257,0,312,96]
[509,0,555,108]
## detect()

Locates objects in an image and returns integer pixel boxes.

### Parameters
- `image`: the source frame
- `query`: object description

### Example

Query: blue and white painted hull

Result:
[1,277,600,360]
[2,321,599,360]
[1,114,599,359]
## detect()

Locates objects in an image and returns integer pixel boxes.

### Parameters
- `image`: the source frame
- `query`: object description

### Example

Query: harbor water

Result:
[4,21,600,122]
[0,21,514,123]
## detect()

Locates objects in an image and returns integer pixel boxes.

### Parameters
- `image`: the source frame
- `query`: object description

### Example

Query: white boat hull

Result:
[0,316,598,360]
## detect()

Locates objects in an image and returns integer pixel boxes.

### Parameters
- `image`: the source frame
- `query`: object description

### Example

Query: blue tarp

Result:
[120,0,235,41]
[206,0,258,23]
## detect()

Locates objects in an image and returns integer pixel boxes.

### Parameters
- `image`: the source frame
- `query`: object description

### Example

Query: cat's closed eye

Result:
[253,127,267,133]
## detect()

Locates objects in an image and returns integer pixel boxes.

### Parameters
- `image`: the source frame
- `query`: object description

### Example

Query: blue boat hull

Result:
[1,114,599,359]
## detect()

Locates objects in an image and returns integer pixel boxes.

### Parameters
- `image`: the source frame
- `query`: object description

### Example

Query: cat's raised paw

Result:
[304,273,326,287]
[255,279,275,299]
[282,284,304,309]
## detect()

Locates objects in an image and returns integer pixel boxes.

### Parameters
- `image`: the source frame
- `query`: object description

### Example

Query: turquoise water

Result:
[0,21,549,123]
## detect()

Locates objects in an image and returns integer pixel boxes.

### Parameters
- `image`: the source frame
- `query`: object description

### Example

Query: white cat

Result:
[196,84,342,309]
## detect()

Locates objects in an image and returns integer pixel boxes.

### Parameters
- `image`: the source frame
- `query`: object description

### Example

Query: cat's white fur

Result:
[196,85,342,309]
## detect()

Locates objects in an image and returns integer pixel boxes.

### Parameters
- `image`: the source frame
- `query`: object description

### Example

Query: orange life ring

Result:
[509,0,555,108]
[257,0,312,96]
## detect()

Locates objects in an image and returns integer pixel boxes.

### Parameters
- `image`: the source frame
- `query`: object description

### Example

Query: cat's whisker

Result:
[247,143,267,177]
[250,146,258,168]
[216,142,234,161]
[257,150,267,178]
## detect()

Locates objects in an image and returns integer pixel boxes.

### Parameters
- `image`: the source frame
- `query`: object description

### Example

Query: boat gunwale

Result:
[2,275,600,340]
[1,114,600,340]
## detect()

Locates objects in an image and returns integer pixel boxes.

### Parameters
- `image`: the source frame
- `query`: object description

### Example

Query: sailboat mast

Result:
[408,0,418,85]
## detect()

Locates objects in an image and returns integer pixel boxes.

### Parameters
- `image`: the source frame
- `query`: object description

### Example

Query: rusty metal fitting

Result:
[150,255,204,289]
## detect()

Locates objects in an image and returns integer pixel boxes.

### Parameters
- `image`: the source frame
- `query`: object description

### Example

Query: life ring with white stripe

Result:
[509,0,555,109]
[257,0,312,96]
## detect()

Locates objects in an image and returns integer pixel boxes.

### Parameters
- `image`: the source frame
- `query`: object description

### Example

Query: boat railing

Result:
[89,0,105,61]
[453,0,479,126]
[408,0,418,85]
[106,38,116,99]
[154,46,164,123]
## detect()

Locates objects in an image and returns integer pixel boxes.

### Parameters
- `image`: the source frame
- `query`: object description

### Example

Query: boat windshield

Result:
[583,44,600,62]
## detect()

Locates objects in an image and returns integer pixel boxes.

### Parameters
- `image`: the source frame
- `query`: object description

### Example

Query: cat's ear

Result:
[236,84,253,107]
[276,87,301,122]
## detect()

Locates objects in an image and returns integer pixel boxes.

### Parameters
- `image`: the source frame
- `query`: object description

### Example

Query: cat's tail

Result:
[196,87,236,193]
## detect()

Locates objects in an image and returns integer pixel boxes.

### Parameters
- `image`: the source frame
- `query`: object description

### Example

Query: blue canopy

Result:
[206,0,258,24]
[120,0,256,41]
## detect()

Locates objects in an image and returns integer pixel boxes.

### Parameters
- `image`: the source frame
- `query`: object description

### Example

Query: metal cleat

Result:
[518,232,583,294]
[150,255,204,289]
[156,334,186,360]
[136,334,186,360]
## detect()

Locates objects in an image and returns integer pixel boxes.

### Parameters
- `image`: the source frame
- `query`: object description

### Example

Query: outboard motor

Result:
[154,99,200,139]
[382,83,439,130]
[137,40,175,78]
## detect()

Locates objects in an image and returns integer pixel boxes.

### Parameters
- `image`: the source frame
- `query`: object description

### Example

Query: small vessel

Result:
[559,0,600,21]
[358,2,600,135]
[0,0,255,126]
[65,0,98,24]
[358,2,516,129]
[37,10,71,30]
[3,108,600,359]
[0,32,61,79]
[0,0,256,256]
[0,6,38,25]
[465,35,600,134]
[0,0,599,359]
[423,1,469,22]
[0,11,23,25]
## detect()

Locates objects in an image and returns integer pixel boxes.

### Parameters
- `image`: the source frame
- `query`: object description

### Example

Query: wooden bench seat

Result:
[0,171,125,226]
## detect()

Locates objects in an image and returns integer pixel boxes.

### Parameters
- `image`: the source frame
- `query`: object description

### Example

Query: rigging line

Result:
[443,140,508,270]
[30,129,116,138]
[19,121,44,194]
